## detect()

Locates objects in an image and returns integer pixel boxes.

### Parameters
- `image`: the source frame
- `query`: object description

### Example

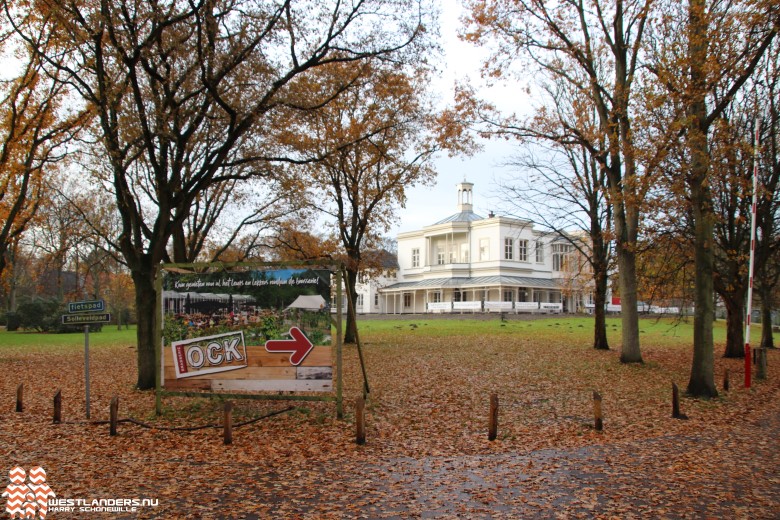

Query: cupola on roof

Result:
[432,180,483,225]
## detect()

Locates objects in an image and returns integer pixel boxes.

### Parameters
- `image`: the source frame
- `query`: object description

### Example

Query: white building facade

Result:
[380,182,584,314]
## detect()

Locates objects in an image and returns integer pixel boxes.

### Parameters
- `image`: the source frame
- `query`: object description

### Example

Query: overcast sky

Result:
[390,3,529,236]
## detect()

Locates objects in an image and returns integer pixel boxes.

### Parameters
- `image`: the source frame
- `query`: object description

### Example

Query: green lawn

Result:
[0,325,137,353]
[0,316,772,352]
[354,315,768,347]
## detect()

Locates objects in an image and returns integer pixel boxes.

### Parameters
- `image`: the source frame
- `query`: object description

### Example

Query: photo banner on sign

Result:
[160,266,333,393]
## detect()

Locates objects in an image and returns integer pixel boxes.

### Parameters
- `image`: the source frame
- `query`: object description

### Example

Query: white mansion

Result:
[351,181,590,315]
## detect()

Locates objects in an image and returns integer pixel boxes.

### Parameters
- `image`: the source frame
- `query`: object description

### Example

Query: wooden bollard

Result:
[355,397,366,445]
[672,382,688,419]
[16,383,23,413]
[488,393,499,441]
[53,390,62,424]
[223,401,233,445]
[593,391,603,431]
[723,368,730,392]
[109,396,119,436]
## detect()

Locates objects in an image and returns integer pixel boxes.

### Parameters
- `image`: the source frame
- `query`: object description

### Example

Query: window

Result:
[437,251,445,265]
[374,293,379,306]
[552,243,572,271]
[449,248,457,263]
[431,292,441,303]
[403,293,412,308]
[356,294,364,308]
[504,238,513,260]
[535,240,544,262]
[411,248,420,268]
[518,239,528,262]
[503,290,514,302]
[480,238,490,261]
[518,288,528,302]
[453,289,462,302]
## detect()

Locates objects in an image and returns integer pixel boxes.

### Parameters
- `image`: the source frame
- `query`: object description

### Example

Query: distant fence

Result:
[426,301,563,314]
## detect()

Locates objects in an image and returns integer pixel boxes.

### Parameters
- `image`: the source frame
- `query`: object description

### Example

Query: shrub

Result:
[17,298,62,332]
[5,312,20,331]
[15,298,103,333]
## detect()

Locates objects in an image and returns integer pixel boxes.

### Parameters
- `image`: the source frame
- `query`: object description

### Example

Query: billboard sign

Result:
[160,266,333,393]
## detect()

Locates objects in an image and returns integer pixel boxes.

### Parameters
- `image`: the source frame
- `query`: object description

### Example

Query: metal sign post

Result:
[84,324,91,419]
[64,300,109,418]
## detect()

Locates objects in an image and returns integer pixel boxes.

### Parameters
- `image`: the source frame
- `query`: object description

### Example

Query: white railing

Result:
[453,301,483,312]
[427,302,452,312]
[484,301,514,312]
[416,300,565,314]
[539,303,563,313]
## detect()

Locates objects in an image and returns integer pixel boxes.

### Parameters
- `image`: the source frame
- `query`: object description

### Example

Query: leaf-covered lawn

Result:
[1,317,778,518]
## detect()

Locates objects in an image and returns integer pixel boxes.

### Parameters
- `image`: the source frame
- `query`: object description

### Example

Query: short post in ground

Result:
[223,401,233,445]
[488,393,499,441]
[593,391,603,431]
[672,382,688,420]
[355,397,366,445]
[16,383,23,413]
[109,396,119,436]
[53,390,62,424]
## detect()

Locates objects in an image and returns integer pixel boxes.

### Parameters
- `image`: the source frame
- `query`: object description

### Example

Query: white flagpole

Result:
[744,117,761,388]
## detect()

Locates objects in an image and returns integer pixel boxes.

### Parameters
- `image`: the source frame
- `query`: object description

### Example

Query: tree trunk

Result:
[688,193,718,397]
[721,294,745,358]
[592,253,610,350]
[8,240,18,312]
[759,284,775,350]
[344,267,359,344]
[685,0,717,399]
[133,268,158,390]
[617,246,642,362]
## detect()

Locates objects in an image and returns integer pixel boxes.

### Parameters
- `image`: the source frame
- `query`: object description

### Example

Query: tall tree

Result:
[463,0,654,362]
[12,0,434,389]
[754,44,780,350]
[285,61,452,343]
[710,105,754,358]
[649,0,778,396]
[0,9,81,277]
[499,139,613,351]
[167,175,298,264]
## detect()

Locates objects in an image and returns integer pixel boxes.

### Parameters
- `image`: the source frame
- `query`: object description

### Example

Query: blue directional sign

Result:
[68,300,105,313]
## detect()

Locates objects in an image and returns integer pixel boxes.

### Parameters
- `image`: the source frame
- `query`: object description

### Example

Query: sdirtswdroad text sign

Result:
[160,266,332,393]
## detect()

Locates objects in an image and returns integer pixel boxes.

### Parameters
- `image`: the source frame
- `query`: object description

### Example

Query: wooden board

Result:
[162,343,332,393]
[212,379,333,393]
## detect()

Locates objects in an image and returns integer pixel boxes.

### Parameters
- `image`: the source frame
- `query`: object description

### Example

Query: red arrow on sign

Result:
[264,327,314,366]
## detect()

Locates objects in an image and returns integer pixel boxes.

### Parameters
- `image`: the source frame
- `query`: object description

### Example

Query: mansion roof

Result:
[432,210,484,225]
